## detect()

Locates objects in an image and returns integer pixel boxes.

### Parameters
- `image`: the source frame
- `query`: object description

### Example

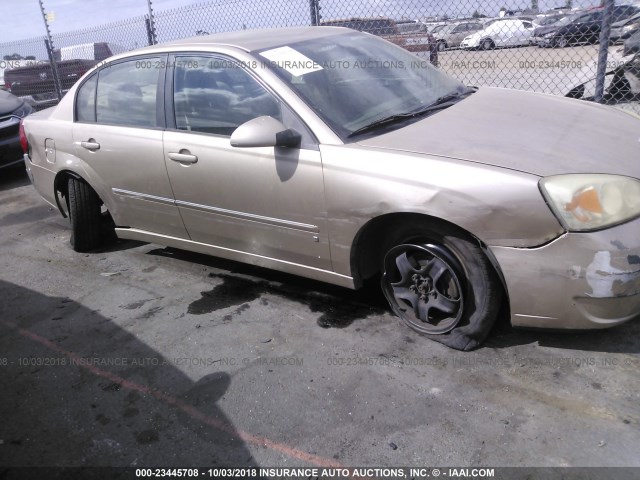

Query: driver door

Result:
[162,55,331,270]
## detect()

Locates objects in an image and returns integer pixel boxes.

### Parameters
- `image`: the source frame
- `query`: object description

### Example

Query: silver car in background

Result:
[21,27,640,350]
[433,21,483,51]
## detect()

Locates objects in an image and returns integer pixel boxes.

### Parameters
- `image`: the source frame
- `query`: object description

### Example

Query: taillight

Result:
[19,119,29,154]
[4,82,10,91]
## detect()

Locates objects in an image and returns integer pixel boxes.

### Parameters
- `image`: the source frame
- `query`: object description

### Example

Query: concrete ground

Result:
[0,165,639,473]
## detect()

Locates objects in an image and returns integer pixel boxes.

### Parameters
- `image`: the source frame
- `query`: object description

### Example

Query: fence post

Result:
[309,0,320,26]
[38,0,62,101]
[146,0,158,45]
[594,0,615,103]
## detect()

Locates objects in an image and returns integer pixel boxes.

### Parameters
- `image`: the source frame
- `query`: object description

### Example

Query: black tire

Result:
[481,38,494,50]
[380,223,502,351]
[437,41,446,52]
[554,36,568,48]
[67,177,102,252]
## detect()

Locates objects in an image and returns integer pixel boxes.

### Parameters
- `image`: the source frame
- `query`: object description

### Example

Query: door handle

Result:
[168,151,198,164]
[80,140,100,151]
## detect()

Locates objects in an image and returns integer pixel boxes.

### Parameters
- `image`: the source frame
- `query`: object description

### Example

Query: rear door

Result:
[72,55,188,238]
[162,54,331,269]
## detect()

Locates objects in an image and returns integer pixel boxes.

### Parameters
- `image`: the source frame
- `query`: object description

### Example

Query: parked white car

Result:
[460,19,535,49]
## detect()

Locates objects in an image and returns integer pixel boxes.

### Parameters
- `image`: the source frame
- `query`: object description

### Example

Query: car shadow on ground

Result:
[94,238,147,254]
[0,165,30,192]
[486,318,640,354]
[0,279,261,469]
[145,247,640,355]
[147,247,389,330]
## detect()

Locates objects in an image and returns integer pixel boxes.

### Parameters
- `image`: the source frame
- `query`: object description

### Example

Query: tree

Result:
[472,10,483,18]
[3,53,23,60]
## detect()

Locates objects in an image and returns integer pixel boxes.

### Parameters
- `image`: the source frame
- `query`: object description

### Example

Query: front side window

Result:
[95,57,161,128]
[173,56,281,136]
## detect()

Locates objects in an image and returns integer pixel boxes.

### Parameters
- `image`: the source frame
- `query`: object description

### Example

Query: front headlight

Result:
[540,174,640,231]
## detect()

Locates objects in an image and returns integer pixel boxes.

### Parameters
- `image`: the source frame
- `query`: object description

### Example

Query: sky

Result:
[0,0,604,58]
[0,0,199,40]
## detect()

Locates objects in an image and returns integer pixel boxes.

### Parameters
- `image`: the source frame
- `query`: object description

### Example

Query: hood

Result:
[358,87,640,178]
[0,89,24,116]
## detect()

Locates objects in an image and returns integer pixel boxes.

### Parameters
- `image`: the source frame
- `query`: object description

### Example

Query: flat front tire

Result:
[381,225,502,350]
[68,177,102,252]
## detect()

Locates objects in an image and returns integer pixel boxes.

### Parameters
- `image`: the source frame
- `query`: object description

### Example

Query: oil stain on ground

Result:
[188,272,386,328]
[188,275,265,315]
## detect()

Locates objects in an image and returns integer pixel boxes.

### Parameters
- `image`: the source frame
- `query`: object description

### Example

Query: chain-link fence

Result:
[1,0,639,111]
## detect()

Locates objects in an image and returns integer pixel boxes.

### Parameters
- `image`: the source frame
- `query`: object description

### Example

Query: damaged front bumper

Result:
[491,217,640,329]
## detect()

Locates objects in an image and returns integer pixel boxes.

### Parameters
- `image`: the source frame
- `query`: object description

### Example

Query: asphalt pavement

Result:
[1,166,639,472]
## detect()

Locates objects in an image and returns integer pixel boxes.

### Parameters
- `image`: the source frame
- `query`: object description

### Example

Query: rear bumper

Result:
[23,153,34,183]
[491,218,640,329]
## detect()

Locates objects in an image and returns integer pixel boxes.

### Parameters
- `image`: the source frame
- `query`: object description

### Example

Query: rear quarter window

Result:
[76,74,97,122]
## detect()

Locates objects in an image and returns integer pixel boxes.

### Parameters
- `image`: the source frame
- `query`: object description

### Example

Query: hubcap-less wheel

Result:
[382,244,463,335]
[482,39,493,50]
[437,42,446,51]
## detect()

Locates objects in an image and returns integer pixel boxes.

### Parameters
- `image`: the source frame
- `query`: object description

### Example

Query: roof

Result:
[138,26,351,54]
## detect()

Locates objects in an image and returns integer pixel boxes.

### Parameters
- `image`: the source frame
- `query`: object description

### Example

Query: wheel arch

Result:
[349,212,510,308]
[480,36,495,48]
[53,170,102,219]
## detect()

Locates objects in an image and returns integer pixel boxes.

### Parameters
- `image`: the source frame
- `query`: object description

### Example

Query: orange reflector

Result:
[565,187,603,222]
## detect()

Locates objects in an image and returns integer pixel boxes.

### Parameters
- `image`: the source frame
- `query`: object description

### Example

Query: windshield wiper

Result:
[348,87,477,138]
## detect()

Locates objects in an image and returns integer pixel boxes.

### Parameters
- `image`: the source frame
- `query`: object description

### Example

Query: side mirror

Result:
[230,116,301,148]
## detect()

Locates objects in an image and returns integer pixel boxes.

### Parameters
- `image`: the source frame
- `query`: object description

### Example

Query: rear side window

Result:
[95,58,161,128]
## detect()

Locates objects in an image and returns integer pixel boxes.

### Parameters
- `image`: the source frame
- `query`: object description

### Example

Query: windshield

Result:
[257,32,466,140]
